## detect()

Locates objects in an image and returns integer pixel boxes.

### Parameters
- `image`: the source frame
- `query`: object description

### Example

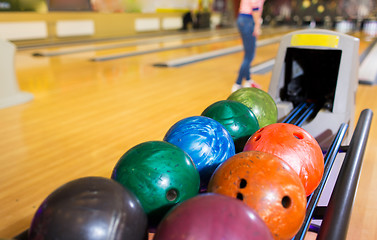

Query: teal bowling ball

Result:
[163,116,235,191]
[111,141,200,227]
[227,88,278,128]
[202,100,260,153]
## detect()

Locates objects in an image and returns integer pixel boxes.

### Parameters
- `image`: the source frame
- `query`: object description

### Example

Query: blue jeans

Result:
[236,14,256,85]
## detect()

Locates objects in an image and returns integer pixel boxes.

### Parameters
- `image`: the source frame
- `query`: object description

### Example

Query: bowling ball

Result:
[208,151,307,240]
[163,116,235,190]
[201,100,260,153]
[227,87,277,128]
[243,123,324,196]
[111,141,200,227]
[29,177,148,240]
[154,193,273,240]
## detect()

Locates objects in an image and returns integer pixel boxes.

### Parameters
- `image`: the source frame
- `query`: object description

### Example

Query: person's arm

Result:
[252,10,262,37]
[251,0,264,37]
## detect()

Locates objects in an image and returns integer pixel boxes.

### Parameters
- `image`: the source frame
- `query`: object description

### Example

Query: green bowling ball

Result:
[202,100,260,152]
[111,141,200,227]
[227,88,278,128]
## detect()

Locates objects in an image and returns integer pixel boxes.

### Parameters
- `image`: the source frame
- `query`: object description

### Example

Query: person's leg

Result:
[243,34,261,88]
[244,35,261,88]
[235,15,255,85]
[245,34,256,81]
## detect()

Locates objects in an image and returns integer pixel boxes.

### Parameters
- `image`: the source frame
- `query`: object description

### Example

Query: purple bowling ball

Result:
[153,193,273,240]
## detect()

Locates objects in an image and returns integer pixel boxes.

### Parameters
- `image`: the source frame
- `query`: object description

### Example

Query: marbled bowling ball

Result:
[154,193,273,240]
[202,100,260,153]
[163,116,235,190]
[227,87,277,128]
[29,177,148,240]
[111,141,200,227]
[208,151,307,240]
[244,123,324,196]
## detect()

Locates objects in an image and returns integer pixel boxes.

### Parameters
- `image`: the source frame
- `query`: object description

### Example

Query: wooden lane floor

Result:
[27,26,290,57]
[0,26,285,238]
[31,28,240,57]
[0,28,376,239]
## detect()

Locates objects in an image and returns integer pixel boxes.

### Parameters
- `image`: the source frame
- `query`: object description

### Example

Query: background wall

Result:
[0,0,376,47]
[262,0,376,25]
[0,0,212,13]
[0,11,189,47]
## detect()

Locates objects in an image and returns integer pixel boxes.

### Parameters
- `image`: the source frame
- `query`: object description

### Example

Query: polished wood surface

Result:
[1,28,376,239]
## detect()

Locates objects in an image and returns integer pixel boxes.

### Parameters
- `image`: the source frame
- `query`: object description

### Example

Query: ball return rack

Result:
[284,106,372,239]
[270,29,373,239]
[11,29,374,240]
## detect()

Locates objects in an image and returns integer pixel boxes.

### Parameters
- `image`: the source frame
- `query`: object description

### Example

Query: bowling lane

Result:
[26,26,289,58]
[0,26,286,238]
[89,27,292,61]
[32,29,241,58]
[17,28,241,73]
[14,27,287,96]
[29,28,239,55]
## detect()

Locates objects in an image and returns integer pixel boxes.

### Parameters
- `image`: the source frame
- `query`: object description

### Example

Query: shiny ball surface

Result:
[163,116,235,190]
[154,193,273,240]
[202,100,260,153]
[244,123,324,195]
[29,177,148,240]
[111,141,200,227]
[208,151,307,240]
[227,87,277,128]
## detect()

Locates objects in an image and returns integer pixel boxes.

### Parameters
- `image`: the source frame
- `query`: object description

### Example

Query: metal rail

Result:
[282,102,307,123]
[281,102,316,126]
[284,105,373,240]
[294,123,349,240]
[294,103,316,127]
[317,109,373,239]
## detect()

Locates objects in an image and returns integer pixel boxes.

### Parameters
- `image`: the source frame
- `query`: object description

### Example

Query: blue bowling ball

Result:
[164,116,235,190]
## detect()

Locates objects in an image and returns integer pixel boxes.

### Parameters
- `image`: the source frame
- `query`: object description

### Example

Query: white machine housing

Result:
[269,29,359,147]
[268,29,360,211]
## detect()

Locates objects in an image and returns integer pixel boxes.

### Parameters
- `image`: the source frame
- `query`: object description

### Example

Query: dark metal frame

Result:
[295,108,373,239]
[317,109,373,239]
[294,122,349,240]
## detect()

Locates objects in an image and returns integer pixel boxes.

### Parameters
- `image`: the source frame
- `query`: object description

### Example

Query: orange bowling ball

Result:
[208,151,306,240]
[243,123,324,196]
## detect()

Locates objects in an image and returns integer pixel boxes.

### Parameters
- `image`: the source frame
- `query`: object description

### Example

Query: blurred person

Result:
[232,0,265,92]
[182,1,199,30]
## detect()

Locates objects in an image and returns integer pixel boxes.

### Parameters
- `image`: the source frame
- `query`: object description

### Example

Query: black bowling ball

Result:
[29,177,148,240]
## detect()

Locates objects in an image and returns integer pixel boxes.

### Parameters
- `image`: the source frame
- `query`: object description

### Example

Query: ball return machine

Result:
[268,29,373,239]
